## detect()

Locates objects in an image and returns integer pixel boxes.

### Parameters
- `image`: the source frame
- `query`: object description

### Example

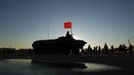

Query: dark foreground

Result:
[0,55,134,75]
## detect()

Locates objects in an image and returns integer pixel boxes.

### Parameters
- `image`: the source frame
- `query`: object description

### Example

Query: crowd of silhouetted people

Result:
[0,43,133,57]
[81,43,134,55]
[0,48,33,57]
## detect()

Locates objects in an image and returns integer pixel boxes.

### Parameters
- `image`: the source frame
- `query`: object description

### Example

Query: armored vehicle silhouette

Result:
[32,31,86,55]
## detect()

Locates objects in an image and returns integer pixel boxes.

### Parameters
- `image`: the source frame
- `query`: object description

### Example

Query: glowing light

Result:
[73,35,81,40]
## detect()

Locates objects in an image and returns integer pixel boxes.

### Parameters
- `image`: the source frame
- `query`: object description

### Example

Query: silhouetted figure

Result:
[122,44,127,54]
[111,45,114,54]
[128,44,133,54]
[119,45,122,54]
[87,44,92,54]
[103,43,108,54]
[93,46,98,54]
[98,46,101,53]
[66,31,73,40]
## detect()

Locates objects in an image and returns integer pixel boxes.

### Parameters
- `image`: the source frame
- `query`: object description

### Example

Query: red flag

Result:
[64,22,72,29]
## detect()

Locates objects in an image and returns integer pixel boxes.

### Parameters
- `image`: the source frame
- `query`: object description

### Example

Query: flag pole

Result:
[69,16,72,35]
[47,18,50,40]
[71,26,73,35]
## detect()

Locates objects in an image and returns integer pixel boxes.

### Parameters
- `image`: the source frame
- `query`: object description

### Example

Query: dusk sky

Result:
[0,0,134,49]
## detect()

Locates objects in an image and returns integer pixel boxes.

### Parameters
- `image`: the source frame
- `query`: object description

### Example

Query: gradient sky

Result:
[0,0,134,49]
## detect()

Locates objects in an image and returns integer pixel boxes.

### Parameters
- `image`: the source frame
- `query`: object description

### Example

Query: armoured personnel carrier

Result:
[32,31,86,55]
